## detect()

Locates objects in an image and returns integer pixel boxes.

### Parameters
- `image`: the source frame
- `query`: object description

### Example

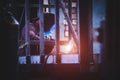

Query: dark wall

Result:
[0,8,19,80]
[100,0,120,80]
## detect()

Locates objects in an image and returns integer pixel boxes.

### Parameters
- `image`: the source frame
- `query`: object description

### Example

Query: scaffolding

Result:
[17,0,93,72]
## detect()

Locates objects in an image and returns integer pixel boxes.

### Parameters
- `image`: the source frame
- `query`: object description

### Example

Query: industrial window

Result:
[72,2,77,7]
[43,7,49,12]
[43,0,48,5]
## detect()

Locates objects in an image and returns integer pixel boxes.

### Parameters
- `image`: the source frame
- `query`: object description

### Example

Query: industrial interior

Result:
[0,0,119,80]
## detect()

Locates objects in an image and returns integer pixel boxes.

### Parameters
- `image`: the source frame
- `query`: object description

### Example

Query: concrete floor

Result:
[16,64,101,80]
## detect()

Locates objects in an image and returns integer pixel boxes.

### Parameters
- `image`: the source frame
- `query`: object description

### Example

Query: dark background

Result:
[0,0,120,80]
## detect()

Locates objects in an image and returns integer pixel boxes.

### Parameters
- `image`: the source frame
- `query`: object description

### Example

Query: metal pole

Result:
[88,0,94,64]
[25,0,30,57]
[55,0,61,63]
[38,0,44,63]
[79,0,93,72]
[68,0,72,40]
[77,0,81,62]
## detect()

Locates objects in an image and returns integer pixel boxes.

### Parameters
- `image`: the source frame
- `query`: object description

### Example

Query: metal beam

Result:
[55,0,61,63]
[38,0,45,64]
[25,0,30,56]
[79,0,93,72]
[24,0,30,64]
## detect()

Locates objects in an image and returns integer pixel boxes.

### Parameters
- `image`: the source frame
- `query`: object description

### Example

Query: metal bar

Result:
[38,0,44,55]
[60,0,78,45]
[55,0,61,63]
[79,0,93,72]
[88,0,94,63]
[25,0,30,56]
[18,4,55,8]
[48,0,51,12]
[77,0,81,62]
[68,0,72,40]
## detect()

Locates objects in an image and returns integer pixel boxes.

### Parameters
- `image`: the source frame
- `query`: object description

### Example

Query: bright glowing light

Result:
[60,40,73,54]
[64,44,72,53]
